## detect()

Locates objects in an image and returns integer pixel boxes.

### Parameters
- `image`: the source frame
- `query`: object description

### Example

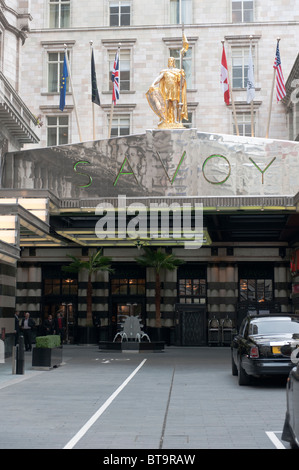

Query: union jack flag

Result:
[273,41,286,102]
[111,50,119,104]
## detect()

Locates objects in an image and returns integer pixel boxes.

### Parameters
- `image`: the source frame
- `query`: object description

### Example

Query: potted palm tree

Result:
[135,247,184,342]
[62,249,114,343]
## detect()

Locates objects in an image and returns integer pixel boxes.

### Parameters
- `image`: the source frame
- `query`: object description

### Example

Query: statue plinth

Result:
[157,121,185,129]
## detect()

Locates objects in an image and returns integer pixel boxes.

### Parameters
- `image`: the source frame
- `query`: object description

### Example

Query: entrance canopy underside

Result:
[0,190,298,249]
[53,194,299,248]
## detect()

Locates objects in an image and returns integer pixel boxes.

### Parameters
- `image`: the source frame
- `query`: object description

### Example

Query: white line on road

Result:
[63,358,147,449]
[266,431,286,449]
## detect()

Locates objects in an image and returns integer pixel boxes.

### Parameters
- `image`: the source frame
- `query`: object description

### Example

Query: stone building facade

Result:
[18,0,299,147]
[0,0,299,349]
[0,0,38,347]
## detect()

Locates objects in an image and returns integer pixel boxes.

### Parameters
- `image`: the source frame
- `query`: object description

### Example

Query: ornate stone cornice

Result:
[0,0,31,44]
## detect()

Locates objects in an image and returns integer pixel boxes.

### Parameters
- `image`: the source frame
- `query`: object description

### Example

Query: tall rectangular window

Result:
[49,0,70,28]
[170,0,192,24]
[232,1,253,22]
[109,50,130,91]
[47,116,69,146]
[232,47,254,89]
[109,115,130,137]
[169,47,192,89]
[111,278,145,295]
[233,112,255,136]
[110,1,130,26]
[48,51,69,93]
[239,279,273,302]
[179,278,206,304]
[183,112,193,128]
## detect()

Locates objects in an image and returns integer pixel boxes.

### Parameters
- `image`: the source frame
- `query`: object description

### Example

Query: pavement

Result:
[0,344,292,455]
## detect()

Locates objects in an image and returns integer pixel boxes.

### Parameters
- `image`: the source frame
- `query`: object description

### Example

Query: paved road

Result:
[0,345,291,451]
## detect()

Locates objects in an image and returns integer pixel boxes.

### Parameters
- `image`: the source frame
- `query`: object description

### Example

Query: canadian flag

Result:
[220,45,230,105]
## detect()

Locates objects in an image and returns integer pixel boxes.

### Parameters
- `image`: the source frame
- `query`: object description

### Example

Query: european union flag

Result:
[59,54,68,111]
[91,49,100,106]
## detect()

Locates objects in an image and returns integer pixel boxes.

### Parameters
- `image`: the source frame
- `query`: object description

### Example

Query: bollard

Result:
[0,339,4,364]
[16,335,25,375]
[12,346,16,374]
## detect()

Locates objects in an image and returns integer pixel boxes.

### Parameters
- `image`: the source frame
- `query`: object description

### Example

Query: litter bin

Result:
[221,316,233,346]
[208,316,220,346]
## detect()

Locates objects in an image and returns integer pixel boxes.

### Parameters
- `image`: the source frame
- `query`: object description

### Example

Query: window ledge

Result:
[102,90,135,95]
[232,87,261,92]
[41,92,72,96]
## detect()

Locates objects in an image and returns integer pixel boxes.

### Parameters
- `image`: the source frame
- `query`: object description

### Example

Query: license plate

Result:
[272,346,281,354]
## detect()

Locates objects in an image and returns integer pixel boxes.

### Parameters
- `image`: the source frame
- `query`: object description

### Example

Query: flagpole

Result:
[108,103,114,139]
[250,36,254,137]
[251,101,254,137]
[108,43,121,139]
[179,23,184,124]
[64,44,82,142]
[222,40,239,136]
[266,37,280,139]
[90,41,96,140]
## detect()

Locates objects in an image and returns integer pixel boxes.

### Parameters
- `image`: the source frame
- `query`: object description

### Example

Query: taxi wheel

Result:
[238,358,250,385]
[231,351,238,376]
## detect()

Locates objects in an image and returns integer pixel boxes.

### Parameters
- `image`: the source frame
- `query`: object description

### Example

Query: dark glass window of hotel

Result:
[232,1,253,22]
[44,278,78,296]
[110,1,130,26]
[239,279,273,303]
[179,279,206,303]
[111,278,145,295]
[49,0,70,28]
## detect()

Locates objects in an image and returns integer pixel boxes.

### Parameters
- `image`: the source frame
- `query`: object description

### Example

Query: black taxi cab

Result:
[231,314,299,385]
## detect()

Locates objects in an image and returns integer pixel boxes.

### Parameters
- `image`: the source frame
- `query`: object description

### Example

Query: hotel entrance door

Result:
[43,301,76,343]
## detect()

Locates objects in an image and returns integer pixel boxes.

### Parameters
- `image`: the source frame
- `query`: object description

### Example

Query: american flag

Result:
[273,41,286,101]
[111,50,119,104]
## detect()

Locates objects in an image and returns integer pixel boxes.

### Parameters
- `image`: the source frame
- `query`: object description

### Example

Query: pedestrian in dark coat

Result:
[21,312,35,351]
[44,314,55,335]
[54,312,66,344]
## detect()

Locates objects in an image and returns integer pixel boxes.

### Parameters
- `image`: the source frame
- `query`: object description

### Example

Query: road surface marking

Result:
[63,358,147,449]
[266,431,286,449]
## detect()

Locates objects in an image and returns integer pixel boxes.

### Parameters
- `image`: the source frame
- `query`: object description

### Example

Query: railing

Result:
[0,71,39,144]
[60,195,296,210]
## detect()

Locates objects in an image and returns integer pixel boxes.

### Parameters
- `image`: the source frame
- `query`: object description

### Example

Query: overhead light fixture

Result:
[135,239,144,250]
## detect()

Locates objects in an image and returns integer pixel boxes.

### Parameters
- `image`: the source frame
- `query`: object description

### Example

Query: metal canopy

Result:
[50,205,299,248]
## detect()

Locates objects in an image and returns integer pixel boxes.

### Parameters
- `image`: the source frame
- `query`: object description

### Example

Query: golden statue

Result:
[146,33,189,129]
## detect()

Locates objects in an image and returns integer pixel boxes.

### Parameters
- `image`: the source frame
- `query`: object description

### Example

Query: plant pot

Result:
[146,327,171,344]
[76,326,98,344]
[32,346,62,369]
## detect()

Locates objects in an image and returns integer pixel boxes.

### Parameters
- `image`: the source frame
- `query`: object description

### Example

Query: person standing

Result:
[44,314,55,335]
[54,312,65,344]
[21,312,35,351]
[14,311,20,345]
